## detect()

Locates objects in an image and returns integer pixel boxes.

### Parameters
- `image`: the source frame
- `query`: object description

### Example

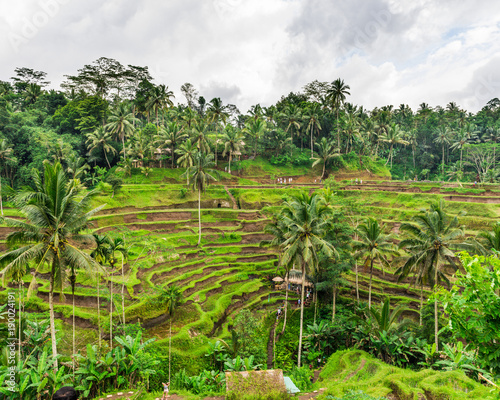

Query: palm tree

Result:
[156,122,187,168]
[243,118,267,158]
[434,126,452,175]
[86,126,117,169]
[280,104,302,156]
[380,123,408,168]
[182,152,220,246]
[304,104,322,158]
[450,127,469,171]
[327,78,351,150]
[474,221,500,255]
[397,200,471,350]
[0,139,13,216]
[190,121,211,154]
[222,127,245,174]
[0,161,103,370]
[176,139,197,185]
[106,237,128,350]
[207,97,229,166]
[90,234,111,348]
[146,84,174,127]
[105,103,138,161]
[280,192,337,367]
[312,137,340,179]
[352,217,398,308]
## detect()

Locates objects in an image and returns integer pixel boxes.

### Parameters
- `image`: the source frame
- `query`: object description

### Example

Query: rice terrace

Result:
[1,57,500,400]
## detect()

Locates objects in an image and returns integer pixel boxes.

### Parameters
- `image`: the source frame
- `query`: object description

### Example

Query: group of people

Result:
[51,382,170,399]
[276,177,293,184]
[351,178,363,184]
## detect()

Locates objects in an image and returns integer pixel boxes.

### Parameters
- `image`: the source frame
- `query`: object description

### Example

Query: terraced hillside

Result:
[1,175,500,372]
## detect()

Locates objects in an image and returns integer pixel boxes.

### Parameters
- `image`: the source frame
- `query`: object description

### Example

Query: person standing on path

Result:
[162,382,170,399]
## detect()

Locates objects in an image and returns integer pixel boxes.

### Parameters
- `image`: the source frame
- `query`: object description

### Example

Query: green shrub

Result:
[326,390,389,400]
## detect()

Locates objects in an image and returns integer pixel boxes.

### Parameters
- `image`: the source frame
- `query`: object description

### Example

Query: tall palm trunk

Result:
[355,261,359,305]
[198,189,202,246]
[368,258,374,308]
[121,135,126,161]
[49,260,58,371]
[331,283,337,322]
[310,129,314,159]
[72,282,76,374]
[110,278,113,350]
[228,152,232,174]
[297,267,306,367]
[97,274,101,348]
[434,259,439,351]
[122,258,125,329]
[420,282,423,326]
[18,281,22,360]
[442,144,445,175]
[336,109,340,152]
[281,271,289,335]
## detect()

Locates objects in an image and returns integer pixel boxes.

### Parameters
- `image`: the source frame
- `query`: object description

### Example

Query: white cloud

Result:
[1,0,500,112]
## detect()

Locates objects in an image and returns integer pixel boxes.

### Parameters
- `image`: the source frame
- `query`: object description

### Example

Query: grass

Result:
[317,349,498,399]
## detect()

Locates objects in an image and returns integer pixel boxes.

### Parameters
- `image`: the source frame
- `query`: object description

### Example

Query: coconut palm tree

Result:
[0,139,13,216]
[312,137,340,179]
[243,118,267,158]
[146,84,174,127]
[207,97,229,166]
[280,192,337,367]
[222,126,245,174]
[190,121,211,154]
[182,152,220,246]
[397,200,471,350]
[450,127,469,171]
[474,221,500,255]
[105,103,138,161]
[0,161,103,370]
[380,123,409,168]
[90,234,111,348]
[86,126,117,169]
[304,103,322,158]
[433,126,451,175]
[327,78,351,151]
[352,217,398,308]
[280,104,302,156]
[106,237,128,350]
[156,122,187,168]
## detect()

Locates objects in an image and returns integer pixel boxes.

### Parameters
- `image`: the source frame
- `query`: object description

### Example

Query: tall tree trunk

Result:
[368,258,374,309]
[228,152,232,174]
[313,290,318,325]
[331,283,337,323]
[355,261,359,305]
[97,274,101,348]
[169,320,172,383]
[122,258,125,329]
[122,135,126,161]
[281,271,289,335]
[110,278,113,351]
[18,281,22,361]
[442,144,445,175]
[434,261,439,351]
[198,189,202,246]
[104,150,111,169]
[310,129,314,159]
[72,283,75,374]
[49,260,58,371]
[297,267,306,368]
[336,109,340,152]
[420,282,423,327]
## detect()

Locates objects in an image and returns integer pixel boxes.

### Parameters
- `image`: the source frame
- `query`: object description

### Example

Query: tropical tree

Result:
[105,103,138,161]
[304,104,322,158]
[156,122,186,168]
[0,161,103,370]
[397,200,471,350]
[90,234,112,348]
[106,237,128,350]
[280,104,302,156]
[222,126,245,174]
[0,139,13,216]
[450,127,469,170]
[146,84,174,127]
[327,78,350,150]
[433,126,451,175]
[380,123,408,168]
[352,217,398,308]
[86,126,117,169]
[207,97,229,166]
[182,152,220,246]
[243,118,267,158]
[190,121,211,154]
[280,192,337,367]
[312,137,339,179]
[474,221,500,255]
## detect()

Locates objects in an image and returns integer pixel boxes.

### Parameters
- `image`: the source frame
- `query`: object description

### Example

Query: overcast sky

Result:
[1,0,500,113]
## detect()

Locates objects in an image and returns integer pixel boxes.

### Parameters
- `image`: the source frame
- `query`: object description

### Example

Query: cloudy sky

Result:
[1,0,500,113]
